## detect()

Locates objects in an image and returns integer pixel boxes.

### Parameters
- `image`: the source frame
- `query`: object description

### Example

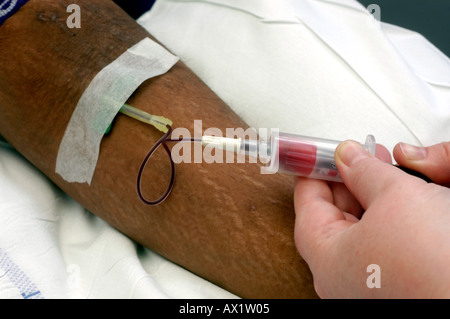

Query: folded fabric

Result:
[0,0,29,27]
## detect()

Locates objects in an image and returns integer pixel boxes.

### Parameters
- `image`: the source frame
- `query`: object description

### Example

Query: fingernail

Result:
[336,141,370,167]
[399,143,427,161]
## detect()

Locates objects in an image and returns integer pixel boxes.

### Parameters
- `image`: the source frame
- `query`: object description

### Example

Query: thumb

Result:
[394,142,450,186]
[335,141,410,210]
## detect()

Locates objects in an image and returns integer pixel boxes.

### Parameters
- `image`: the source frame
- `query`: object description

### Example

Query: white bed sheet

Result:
[0,0,449,299]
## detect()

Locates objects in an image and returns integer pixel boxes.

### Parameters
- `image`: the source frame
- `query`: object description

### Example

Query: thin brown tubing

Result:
[136,125,201,205]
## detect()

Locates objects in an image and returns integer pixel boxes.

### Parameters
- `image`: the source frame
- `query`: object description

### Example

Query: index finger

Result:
[293,177,355,266]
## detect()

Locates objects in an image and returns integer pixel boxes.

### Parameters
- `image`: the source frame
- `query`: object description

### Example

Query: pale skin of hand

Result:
[294,141,450,298]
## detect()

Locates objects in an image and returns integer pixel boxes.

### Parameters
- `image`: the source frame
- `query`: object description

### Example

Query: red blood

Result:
[328,170,338,177]
[277,138,317,176]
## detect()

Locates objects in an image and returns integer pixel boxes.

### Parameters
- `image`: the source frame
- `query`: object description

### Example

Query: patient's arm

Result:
[0,0,316,298]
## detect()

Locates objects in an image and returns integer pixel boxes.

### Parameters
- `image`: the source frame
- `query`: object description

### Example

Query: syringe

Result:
[201,132,376,183]
[201,132,433,183]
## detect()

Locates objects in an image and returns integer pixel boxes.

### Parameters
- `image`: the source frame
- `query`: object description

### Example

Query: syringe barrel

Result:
[264,132,376,182]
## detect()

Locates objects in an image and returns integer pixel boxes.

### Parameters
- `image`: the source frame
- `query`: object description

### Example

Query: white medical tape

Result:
[55,37,179,184]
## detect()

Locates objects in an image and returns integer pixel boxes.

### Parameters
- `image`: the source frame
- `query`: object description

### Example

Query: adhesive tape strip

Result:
[55,37,179,184]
